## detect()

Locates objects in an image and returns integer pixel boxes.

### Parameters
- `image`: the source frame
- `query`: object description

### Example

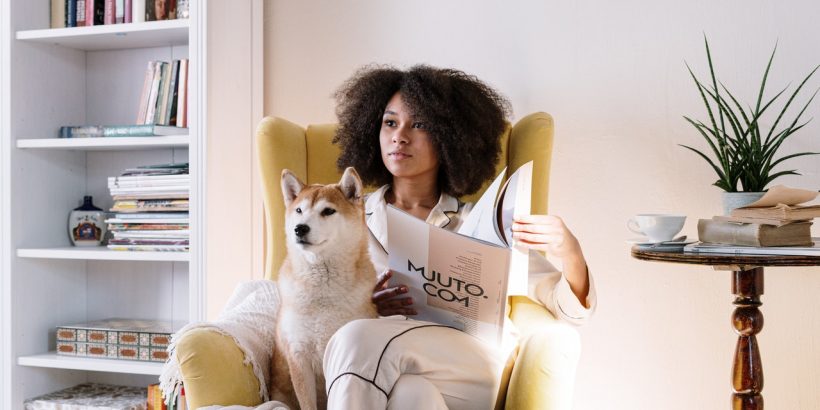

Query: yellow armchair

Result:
[174,113,581,409]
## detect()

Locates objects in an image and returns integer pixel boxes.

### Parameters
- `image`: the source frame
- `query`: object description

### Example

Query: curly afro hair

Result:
[333,64,512,197]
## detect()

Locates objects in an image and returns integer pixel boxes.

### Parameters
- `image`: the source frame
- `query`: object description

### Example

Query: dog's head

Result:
[280,167,366,258]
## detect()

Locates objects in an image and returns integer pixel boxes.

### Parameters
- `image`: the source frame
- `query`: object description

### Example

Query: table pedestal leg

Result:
[732,267,764,410]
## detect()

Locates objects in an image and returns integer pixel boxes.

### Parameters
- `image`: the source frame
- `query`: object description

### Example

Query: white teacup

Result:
[627,214,686,242]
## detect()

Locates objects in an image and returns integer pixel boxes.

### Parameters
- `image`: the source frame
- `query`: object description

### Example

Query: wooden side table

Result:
[631,247,820,410]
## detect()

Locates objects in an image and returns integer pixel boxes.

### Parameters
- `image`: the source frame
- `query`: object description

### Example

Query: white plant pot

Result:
[722,191,765,216]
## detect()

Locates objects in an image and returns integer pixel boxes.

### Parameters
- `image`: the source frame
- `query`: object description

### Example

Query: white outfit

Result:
[324,185,597,410]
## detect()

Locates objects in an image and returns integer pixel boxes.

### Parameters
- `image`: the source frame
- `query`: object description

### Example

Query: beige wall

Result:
[263,1,820,408]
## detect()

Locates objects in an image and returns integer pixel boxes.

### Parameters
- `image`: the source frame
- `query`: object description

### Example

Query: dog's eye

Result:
[295,207,302,214]
[321,208,336,217]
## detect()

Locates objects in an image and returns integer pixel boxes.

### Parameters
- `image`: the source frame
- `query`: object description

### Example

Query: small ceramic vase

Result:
[68,196,107,247]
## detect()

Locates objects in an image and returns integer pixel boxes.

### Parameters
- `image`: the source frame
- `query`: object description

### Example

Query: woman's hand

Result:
[512,214,591,305]
[372,269,417,316]
[512,214,582,259]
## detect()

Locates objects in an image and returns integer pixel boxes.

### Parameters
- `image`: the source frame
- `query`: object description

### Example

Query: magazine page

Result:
[495,161,532,296]
[457,167,507,246]
[387,205,511,345]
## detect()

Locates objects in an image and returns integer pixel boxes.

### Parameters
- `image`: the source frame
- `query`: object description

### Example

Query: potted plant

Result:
[681,37,819,215]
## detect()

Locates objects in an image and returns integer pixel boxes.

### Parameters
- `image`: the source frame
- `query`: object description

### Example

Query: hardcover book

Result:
[698,219,813,247]
[730,185,820,222]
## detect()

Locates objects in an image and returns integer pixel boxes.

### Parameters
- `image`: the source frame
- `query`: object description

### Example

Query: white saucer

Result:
[626,236,690,246]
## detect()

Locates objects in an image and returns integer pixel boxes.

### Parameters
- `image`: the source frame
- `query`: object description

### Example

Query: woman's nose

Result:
[392,127,409,144]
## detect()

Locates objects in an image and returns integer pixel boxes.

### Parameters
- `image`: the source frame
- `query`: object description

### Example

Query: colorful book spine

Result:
[104,0,116,24]
[76,0,86,26]
[124,0,132,22]
[51,0,67,28]
[66,0,78,27]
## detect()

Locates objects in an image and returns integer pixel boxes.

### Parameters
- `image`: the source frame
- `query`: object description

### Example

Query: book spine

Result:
[66,0,77,27]
[124,0,132,22]
[102,124,156,137]
[51,0,67,28]
[104,0,115,24]
[85,0,95,26]
[155,62,172,125]
[133,0,146,23]
[116,0,125,23]
[94,0,105,25]
[76,0,86,26]
[176,0,189,19]
[698,219,764,247]
[60,126,105,138]
[137,61,156,124]
[176,59,188,127]
[145,62,164,125]
[165,60,180,126]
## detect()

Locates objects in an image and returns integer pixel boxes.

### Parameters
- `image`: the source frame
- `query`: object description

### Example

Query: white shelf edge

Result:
[16,20,189,51]
[16,135,189,151]
[17,247,190,262]
[18,352,162,375]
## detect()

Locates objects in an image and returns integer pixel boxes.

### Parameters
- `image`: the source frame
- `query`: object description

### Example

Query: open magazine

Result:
[386,161,533,345]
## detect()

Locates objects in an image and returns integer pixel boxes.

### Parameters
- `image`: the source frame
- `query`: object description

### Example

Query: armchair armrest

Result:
[175,328,263,409]
[504,296,581,410]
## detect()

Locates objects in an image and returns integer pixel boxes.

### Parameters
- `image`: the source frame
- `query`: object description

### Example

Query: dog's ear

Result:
[281,169,305,207]
[339,167,363,203]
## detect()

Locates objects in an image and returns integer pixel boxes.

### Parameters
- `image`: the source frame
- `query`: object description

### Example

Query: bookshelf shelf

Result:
[18,352,163,376]
[17,247,190,262]
[16,135,190,151]
[16,19,190,51]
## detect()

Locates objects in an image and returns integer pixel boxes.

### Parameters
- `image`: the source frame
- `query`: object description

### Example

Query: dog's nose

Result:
[294,224,310,237]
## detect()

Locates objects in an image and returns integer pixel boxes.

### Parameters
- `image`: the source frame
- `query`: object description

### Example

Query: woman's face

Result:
[380,92,440,182]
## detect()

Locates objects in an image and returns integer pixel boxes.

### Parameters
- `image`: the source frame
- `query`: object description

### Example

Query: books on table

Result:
[697,219,813,247]
[386,162,533,346]
[59,124,188,138]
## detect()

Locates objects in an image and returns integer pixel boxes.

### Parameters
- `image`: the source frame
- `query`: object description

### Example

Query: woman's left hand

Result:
[511,214,582,260]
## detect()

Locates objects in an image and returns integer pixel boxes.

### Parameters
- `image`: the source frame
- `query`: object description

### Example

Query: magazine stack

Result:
[106,163,189,252]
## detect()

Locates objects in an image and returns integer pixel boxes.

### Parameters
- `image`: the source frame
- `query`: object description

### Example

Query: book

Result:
[24,383,148,410]
[145,61,165,124]
[697,219,813,247]
[683,239,820,256]
[155,62,172,125]
[176,59,189,127]
[67,0,78,27]
[165,60,180,126]
[730,185,820,221]
[51,0,66,28]
[77,0,87,26]
[60,124,188,138]
[104,0,115,24]
[712,215,806,227]
[116,0,125,23]
[133,0,145,22]
[386,162,533,345]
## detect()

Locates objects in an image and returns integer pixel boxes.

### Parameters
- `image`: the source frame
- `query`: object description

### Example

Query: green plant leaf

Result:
[679,143,730,183]
[765,64,820,143]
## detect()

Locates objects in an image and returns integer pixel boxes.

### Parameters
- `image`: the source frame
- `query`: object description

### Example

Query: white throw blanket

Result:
[159,280,280,404]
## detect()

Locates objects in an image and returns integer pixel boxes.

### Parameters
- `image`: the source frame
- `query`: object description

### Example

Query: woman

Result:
[324,65,596,409]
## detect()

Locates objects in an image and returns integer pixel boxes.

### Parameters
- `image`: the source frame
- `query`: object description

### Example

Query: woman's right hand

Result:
[372,269,417,316]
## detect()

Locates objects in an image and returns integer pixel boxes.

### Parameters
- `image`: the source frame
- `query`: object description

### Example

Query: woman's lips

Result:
[389,152,411,160]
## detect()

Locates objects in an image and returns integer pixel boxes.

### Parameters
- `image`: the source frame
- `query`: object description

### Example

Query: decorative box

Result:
[24,383,147,410]
[56,318,183,362]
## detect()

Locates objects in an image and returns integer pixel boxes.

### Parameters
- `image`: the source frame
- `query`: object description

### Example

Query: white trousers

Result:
[323,317,505,410]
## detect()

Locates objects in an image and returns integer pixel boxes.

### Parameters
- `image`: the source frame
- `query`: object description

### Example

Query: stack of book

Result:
[106,163,189,252]
[685,186,820,256]
[55,318,181,362]
[51,0,190,29]
[137,59,189,128]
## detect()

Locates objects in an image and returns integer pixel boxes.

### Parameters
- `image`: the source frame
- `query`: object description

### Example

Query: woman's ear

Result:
[339,167,363,203]
[281,169,305,206]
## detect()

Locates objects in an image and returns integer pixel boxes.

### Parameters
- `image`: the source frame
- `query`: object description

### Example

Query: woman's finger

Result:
[372,285,407,302]
[513,232,563,244]
[373,269,393,291]
[512,222,561,235]
[377,297,414,310]
[514,214,562,225]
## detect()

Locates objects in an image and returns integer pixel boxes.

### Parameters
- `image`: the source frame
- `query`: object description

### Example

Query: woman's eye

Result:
[321,208,336,217]
[384,119,396,127]
[295,208,302,214]
[412,122,425,129]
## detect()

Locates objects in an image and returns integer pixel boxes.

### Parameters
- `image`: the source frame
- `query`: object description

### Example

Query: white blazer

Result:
[364,185,596,326]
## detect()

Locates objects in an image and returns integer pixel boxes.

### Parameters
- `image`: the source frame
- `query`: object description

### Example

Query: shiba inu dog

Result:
[271,167,378,410]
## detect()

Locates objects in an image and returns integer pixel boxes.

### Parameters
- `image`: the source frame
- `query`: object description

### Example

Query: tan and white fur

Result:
[271,167,378,410]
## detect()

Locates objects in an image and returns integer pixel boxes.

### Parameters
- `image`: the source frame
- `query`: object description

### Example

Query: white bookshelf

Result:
[1,1,207,408]
[17,135,190,150]
[18,352,163,376]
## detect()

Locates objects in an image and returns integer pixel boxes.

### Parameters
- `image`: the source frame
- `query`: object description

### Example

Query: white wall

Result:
[263,1,820,408]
